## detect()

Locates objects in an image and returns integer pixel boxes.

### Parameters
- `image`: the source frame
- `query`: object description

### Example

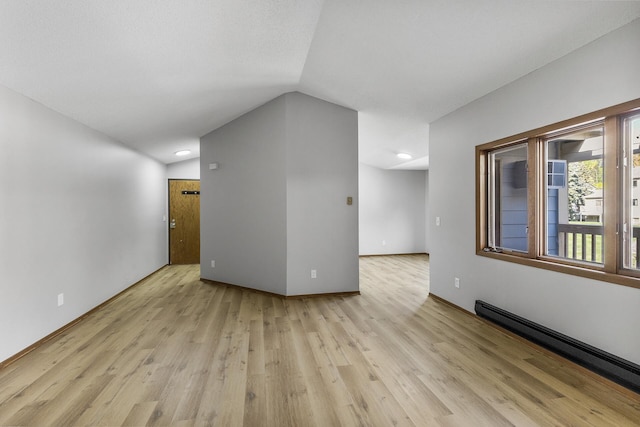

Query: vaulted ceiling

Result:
[1,1,639,169]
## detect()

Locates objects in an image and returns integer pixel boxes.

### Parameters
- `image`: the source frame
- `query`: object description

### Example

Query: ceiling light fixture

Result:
[397,152,412,160]
[175,150,191,156]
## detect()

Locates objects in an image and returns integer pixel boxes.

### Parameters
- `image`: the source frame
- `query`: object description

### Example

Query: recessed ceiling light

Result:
[175,150,191,156]
[397,152,412,160]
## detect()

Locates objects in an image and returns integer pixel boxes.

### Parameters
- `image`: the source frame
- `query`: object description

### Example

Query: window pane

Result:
[545,125,604,264]
[623,114,640,269]
[488,143,528,252]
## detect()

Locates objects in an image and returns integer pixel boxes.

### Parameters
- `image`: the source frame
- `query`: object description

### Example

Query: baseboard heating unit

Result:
[475,300,640,394]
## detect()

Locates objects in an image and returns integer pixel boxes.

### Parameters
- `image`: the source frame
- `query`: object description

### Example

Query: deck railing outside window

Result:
[557,224,640,267]
[557,224,603,263]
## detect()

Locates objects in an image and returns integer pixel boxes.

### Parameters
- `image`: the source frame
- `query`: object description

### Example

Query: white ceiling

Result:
[1,1,639,169]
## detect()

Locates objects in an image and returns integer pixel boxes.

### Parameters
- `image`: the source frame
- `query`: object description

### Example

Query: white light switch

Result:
[436,216,441,226]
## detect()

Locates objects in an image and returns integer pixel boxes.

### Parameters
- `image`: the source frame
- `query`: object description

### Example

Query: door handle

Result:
[170,219,176,229]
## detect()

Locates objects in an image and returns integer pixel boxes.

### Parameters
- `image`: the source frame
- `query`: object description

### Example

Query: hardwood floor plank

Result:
[357,339,452,422]
[1,254,638,426]
[337,364,414,426]
[243,373,266,427]
[302,370,344,426]
[429,341,562,427]
[120,401,159,426]
[247,318,266,376]
[264,348,315,427]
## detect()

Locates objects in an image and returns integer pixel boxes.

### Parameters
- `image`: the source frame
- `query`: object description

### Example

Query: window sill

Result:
[476,250,640,290]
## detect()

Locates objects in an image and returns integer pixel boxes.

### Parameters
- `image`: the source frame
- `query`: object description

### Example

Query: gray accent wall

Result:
[285,93,359,295]
[200,92,358,296]
[429,19,640,365]
[0,83,167,363]
[200,95,288,294]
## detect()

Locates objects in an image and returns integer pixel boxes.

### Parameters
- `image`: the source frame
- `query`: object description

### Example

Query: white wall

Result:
[285,92,359,295]
[200,96,288,295]
[167,158,200,179]
[359,163,426,255]
[429,19,640,364]
[200,92,358,296]
[425,171,430,254]
[0,84,167,363]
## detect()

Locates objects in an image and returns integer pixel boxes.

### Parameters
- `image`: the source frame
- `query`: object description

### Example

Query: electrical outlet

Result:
[57,293,64,307]
[311,269,317,279]
[382,240,387,246]
[454,277,460,289]
[436,217,441,226]
[211,260,215,268]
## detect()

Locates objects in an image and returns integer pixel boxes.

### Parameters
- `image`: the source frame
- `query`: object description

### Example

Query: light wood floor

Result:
[0,255,639,426]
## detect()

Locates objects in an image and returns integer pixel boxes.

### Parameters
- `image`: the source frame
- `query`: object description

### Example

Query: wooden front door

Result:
[169,180,200,264]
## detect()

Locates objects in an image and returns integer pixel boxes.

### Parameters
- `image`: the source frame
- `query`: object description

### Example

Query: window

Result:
[487,143,528,252]
[477,99,640,289]
[622,112,640,270]
[545,124,604,264]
